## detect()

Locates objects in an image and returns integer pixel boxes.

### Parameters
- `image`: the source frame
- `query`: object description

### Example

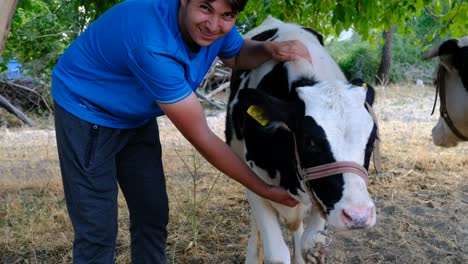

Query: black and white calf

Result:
[225,17,378,264]
[422,36,468,147]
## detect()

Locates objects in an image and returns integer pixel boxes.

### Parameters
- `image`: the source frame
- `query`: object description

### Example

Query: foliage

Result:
[422,0,468,40]
[327,28,438,84]
[72,0,122,33]
[1,0,71,78]
[238,0,468,44]
[328,41,380,82]
[389,35,438,83]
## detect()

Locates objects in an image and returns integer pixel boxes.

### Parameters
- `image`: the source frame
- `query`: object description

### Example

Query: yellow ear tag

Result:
[362,82,368,90]
[247,105,269,126]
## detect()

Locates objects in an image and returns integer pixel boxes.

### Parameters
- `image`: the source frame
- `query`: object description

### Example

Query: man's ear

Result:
[350,78,376,106]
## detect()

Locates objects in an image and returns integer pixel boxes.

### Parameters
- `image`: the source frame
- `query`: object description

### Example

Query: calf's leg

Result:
[292,222,305,264]
[245,214,263,264]
[432,118,460,147]
[301,209,327,264]
[246,190,291,264]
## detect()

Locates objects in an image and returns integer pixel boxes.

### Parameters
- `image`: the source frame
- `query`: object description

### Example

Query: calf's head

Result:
[237,80,378,230]
[422,36,468,147]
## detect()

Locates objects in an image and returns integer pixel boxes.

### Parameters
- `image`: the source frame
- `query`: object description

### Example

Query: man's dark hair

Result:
[190,0,249,14]
[228,0,248,13]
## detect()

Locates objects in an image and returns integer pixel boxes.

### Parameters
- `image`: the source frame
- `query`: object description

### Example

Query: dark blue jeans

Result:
[54,102,168,264]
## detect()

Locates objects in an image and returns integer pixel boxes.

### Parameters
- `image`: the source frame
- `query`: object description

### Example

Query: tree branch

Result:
[1,79,52,112]
[0,94,35,126]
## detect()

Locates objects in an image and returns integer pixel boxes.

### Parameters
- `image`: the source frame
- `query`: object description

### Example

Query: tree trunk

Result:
[376,27,394,85]
[0,0,18,55]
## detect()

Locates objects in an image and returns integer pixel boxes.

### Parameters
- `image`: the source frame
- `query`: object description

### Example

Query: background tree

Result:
[377,27,394,85]
[72,0,122,34]
[0,0,18,55]
[238,0,467,41]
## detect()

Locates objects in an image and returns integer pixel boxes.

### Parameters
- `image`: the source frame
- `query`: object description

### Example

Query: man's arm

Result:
[221,39,311,69]
[158,93,299,207]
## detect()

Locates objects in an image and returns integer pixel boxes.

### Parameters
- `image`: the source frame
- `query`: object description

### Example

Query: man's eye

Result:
[223,13,236,21]
[200,4,210,11]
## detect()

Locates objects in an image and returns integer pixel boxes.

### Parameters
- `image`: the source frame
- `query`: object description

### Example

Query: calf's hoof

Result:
[303,243,326,264]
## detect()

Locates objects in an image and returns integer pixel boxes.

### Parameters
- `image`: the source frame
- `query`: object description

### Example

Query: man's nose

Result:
[206,16,220,32]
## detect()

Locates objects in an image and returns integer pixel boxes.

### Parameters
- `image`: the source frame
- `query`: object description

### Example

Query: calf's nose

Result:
[341,206,374,229]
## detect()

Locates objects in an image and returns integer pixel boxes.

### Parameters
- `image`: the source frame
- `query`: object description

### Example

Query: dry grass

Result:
[0,83,467,263]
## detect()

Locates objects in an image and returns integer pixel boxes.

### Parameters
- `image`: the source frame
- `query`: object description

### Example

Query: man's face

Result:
[179,0,238,49]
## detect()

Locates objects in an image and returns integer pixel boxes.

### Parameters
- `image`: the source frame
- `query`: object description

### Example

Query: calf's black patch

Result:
[251,28,279,42]
[302,27,324,46]
[439,39,468,92]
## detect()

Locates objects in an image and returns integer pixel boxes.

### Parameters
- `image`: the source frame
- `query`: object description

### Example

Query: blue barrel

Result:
[6,58,22,80]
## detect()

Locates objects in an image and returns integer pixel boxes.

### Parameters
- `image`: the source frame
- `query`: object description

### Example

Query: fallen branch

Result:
[3,79,52,112]
[195,90,224,110]
[0,94,35,126]
[206,82,230,99]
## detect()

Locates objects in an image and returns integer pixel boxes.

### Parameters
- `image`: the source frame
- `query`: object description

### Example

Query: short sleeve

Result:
[217,26,244,59]
[127,46,192,104]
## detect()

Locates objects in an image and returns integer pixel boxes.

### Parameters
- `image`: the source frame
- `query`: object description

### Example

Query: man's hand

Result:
[265,40,312,63]
[222,39,312,69]
[261,185,299,207]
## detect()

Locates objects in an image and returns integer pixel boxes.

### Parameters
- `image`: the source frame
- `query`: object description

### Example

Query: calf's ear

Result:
[437,39,459,71]
[237,88,299,128]
[422,39,459,72]
[236,88,270,109]
[350,78,376,106]
[237,88,286,112]
[422,43,442,61]
[236,89,276,129]
[432,38,468,88]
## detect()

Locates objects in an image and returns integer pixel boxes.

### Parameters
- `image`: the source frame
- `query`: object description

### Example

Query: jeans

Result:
[54,102,168,264]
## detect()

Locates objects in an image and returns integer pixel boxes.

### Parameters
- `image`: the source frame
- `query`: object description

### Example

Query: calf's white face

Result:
[297,82,376,229]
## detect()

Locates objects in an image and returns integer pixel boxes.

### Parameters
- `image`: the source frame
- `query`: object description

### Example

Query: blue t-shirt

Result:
[52,0,243,128]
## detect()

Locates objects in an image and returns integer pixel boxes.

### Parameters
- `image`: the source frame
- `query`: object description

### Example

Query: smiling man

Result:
[51,0,310,263]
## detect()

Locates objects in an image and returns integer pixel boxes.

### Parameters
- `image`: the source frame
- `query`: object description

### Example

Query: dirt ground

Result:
[0,84,467,263]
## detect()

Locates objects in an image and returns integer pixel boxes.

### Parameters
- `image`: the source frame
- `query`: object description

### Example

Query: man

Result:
[52,0,310,263]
